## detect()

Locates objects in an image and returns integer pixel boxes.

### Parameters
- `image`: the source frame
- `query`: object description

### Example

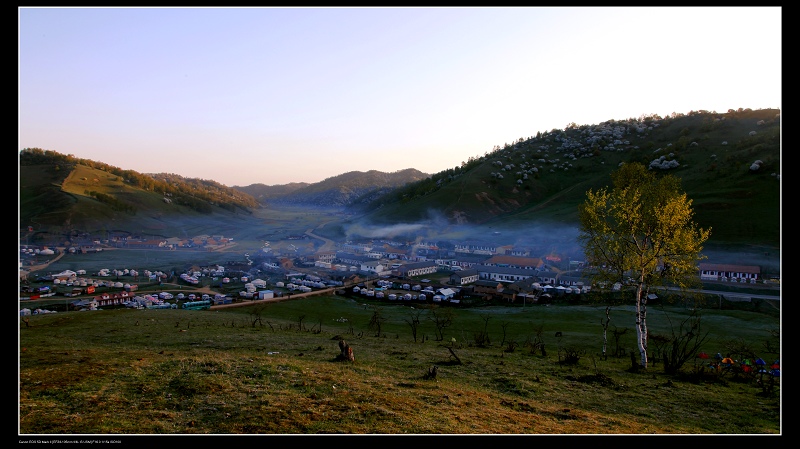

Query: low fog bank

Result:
[344,213,586,263]
[343,213,780,275]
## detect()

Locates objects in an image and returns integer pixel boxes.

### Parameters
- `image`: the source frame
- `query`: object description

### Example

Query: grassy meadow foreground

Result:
[19,295,780,435]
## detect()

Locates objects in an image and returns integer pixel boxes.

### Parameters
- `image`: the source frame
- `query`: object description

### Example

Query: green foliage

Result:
[578,162,711,290]
[86,190,137,214]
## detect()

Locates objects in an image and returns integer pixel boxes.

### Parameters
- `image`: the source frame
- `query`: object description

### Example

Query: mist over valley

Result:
[20,108,781,277]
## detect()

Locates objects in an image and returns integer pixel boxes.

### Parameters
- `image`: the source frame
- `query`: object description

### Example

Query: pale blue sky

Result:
[19,7,782,186]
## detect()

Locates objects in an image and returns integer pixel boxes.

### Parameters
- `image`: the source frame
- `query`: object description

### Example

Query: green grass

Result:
[19,295,781,435]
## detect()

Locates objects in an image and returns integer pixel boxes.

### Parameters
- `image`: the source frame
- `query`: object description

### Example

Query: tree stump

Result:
[424,365,438,380]
[338,339,355,362]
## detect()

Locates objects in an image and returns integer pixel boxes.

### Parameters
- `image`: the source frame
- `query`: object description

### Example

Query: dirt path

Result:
[158,283,219,296]
[305,226,336,252]
[210,287,337,309]
[20,249,66,279]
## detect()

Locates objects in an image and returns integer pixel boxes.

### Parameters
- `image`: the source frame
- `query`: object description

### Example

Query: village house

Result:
[557,271,590,288]
[699,263,761,283]
[412,241,440,260]
[481,254,544,270]
[92,291,132,307]
[395,261,438,278]
[70,298,99,310]
[449,269,479,286]
[454,241,498,255]
[469,279,508,301]
[340,242,372,254]
[436,287,457,300]
[360,260,388,275]
[314,251,336,264]
[534,269,559,285]
[380,244,410,260]
[336,252,373,267]
[506,277,541,295]
[501,245,535,257]
[451,253,492,269]
[475,265,538,282]
[363,250,383,260]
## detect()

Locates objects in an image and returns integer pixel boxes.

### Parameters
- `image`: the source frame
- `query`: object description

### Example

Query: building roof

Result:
[475,265,539,276]
[483,254,544,268]
[450,269,478,278]
[699,263,761,274]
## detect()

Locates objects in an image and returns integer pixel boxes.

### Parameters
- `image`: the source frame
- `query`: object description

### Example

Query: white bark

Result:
[601,306,611,359]
[635,282,648,368]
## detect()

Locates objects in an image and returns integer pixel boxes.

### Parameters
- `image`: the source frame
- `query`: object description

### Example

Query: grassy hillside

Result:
[22,164,236,241]
[19,296,780,434]
[19,149,265,245]
[360,109,781,249]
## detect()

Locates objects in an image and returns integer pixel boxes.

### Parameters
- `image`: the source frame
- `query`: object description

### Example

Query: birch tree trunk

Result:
[601,306,611,360]
[635,282,648,369]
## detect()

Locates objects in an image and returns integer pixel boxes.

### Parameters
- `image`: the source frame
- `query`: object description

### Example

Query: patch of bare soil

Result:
[450,210,468,224]
[475,192,495,205]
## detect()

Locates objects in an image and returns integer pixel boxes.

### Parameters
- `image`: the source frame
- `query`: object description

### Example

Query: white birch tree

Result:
[578,162,711,369]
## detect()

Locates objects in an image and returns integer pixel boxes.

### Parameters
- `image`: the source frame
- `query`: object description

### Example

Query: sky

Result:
[18,6,782,187]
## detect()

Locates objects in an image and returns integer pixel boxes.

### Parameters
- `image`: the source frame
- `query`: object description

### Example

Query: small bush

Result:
[559,346,585,365]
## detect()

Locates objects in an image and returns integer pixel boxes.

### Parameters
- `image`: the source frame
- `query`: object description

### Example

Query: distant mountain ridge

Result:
[232,182,311,203]
[234,169,430,207]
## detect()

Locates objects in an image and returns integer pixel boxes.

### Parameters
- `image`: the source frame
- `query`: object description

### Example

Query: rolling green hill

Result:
[357,108,780,249]
[19,149,260,243]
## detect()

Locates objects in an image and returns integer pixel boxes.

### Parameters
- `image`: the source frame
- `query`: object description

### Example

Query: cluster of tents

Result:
[697,352,780,377]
